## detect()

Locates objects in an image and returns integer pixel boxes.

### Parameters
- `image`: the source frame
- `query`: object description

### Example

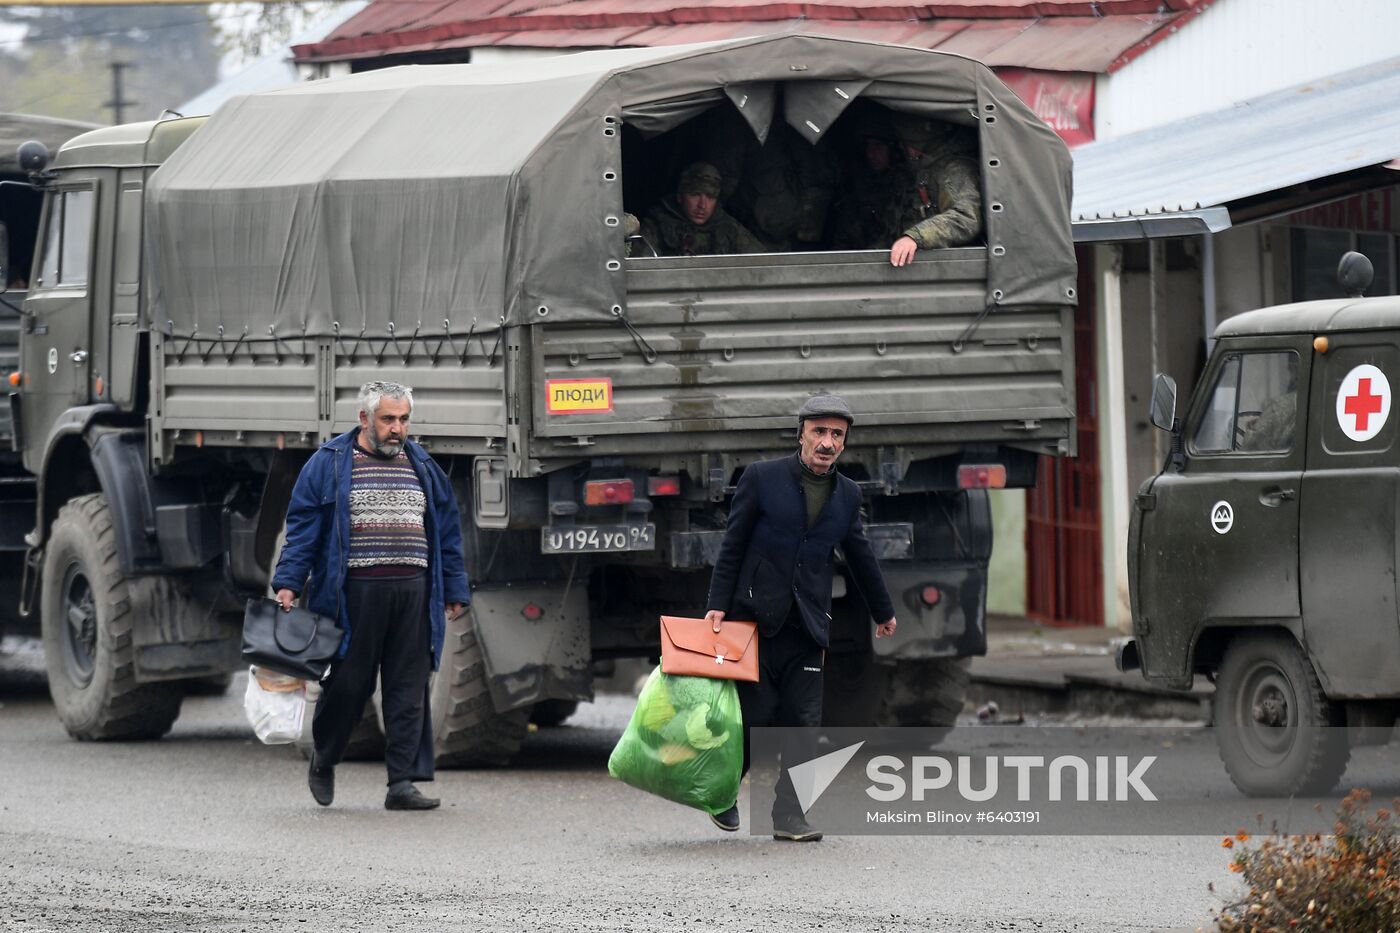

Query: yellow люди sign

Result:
[546,378,613,415]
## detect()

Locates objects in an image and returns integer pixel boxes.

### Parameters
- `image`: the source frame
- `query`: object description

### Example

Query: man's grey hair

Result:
[358,381,414,417]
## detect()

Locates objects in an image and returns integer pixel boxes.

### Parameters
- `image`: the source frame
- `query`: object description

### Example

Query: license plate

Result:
[541,523,656,554]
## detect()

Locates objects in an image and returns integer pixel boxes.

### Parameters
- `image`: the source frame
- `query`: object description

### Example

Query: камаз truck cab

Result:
[9,35,1077,761]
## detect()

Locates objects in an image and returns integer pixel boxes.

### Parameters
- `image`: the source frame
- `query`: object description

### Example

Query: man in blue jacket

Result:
[704,395,897,841]
[272,381,469,811]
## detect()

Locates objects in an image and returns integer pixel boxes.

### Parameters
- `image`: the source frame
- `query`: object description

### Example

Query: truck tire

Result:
[40,493,184,740]
[181,673,234,696]
[432,606,530,767]
[823,654,970,728]
[1215,631,1349,797]
[530,698,579,728]
[297,697,386,762]
[877,657,971,727]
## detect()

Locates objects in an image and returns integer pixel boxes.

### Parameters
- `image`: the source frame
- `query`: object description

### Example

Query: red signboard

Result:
[995,68,1095,148]
[1286,187,1400,234]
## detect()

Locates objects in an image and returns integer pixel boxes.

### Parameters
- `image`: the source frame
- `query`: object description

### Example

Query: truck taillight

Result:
[584,479,634,505]
[647,475,681,496]
[920,586,942,607]
[958,464,1007,489]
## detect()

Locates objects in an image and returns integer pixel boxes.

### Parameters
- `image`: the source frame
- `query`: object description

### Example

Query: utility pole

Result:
[105,62,136,125]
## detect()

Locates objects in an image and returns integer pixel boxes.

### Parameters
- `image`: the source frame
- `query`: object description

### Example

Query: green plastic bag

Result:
[607,667,743,815]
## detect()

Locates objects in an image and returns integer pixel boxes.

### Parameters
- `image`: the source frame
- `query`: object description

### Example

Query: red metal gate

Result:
[1026,248,1102,627]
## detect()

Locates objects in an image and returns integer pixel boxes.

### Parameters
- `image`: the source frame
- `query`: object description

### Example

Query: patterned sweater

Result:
[348,444,429,574]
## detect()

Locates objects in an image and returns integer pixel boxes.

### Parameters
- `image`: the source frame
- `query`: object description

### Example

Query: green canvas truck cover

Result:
[143,34,1075,343]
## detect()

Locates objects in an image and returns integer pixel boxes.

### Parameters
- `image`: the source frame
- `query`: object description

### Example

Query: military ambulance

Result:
[1123,253,1400,796]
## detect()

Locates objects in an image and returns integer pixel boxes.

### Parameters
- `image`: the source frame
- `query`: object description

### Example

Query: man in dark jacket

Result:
[272,381,469,811]
[704,395,896,841]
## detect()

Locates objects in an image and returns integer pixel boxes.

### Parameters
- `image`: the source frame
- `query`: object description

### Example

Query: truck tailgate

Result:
[531,250,1074,458]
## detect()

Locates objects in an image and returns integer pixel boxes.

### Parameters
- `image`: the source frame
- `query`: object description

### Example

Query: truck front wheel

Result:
[1215,631,1348,796]
[40,494,184,740]
[431,606,530,766]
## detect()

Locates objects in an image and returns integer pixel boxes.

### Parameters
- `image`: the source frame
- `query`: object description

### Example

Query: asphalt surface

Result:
[0,667,1266,933]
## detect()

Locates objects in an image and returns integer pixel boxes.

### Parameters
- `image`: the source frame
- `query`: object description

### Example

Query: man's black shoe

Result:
[772,813,822,842]
[709,805,740,832]
[385,785,440,811]
[308,754,334,807]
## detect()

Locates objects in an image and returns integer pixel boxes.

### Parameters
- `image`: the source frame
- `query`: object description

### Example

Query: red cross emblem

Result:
[1344,378,1384,432]
[1336,364,1392,442]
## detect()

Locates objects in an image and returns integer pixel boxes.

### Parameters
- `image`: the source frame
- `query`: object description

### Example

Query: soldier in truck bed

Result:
[701,109,840,252]
[833,110,982,266]
[635,162,766,257]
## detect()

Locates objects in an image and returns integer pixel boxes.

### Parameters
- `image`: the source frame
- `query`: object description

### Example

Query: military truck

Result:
[0,113,97,641]
[9,36,1077,761]
[1121,254,1399,797]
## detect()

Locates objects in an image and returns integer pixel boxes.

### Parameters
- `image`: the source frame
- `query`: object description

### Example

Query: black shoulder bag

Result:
[241,598,345,681]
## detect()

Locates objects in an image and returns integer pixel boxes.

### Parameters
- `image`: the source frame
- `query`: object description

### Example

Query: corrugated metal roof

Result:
[1071,56,1400,222]
[295,0,1203,67]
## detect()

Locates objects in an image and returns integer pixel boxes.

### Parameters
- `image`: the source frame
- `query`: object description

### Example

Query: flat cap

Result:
[798,394,854,426]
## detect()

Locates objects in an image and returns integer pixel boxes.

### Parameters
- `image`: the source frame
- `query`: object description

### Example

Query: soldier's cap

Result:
[676,162,722,198]
[848,106,896,143]
[890,111,938,149]
[798,394,855,427]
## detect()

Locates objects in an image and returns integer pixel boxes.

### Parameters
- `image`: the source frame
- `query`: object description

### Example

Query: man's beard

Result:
[368,425,403,456]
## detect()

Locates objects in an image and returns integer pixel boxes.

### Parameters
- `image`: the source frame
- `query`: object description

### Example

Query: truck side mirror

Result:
[1149,373,1178,432]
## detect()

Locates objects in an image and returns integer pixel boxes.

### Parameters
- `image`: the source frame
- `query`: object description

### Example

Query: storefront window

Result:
[1291,227,1398,301]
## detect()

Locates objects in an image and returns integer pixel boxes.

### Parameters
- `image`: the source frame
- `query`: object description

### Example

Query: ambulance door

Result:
[1299,337,1400,697]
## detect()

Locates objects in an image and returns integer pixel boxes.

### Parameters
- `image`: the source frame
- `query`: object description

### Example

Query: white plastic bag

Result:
[243,666,307,745]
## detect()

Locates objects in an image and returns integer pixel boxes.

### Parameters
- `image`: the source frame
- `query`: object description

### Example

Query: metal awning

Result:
[1071,207,1231,243]
[1072,56,1400,227]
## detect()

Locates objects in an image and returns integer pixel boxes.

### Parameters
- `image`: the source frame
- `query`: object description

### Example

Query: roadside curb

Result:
[967,657,1213,723]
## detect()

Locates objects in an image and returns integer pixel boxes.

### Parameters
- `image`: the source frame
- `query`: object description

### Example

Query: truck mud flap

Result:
[870,562,987,660]
[469,581,592,713]
[129,575,243,682]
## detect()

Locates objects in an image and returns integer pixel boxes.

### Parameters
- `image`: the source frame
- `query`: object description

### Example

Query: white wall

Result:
[986,491,1026,617]
[1095,0,1400,139]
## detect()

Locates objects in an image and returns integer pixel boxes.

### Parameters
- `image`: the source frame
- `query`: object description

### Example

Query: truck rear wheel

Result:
[823,654,970,728]
[1216,632,1348,796]
[298,696,386,762]
[40,493,184,740]
[878,657,972,727]
[431,606,530,766]
[530,698,579,728]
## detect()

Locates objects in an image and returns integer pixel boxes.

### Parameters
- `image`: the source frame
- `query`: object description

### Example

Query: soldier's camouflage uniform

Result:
[702,111,838,250]
[832,120,983,252]
[637,200,766,257]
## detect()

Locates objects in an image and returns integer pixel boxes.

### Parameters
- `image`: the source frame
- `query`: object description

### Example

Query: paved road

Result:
[0,669,1256,933]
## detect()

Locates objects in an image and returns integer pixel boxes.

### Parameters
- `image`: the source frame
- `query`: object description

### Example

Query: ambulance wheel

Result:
[1216,632,1348,796]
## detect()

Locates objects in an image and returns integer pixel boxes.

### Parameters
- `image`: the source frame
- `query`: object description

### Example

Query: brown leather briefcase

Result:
[659,615,760,683]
